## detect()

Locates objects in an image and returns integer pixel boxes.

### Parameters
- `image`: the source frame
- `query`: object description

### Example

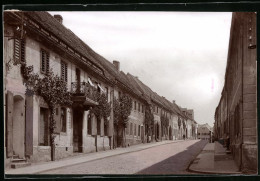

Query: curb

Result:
[6,139,188,174]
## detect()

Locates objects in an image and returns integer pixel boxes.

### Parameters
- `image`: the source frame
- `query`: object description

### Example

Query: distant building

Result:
[197,123,212,141]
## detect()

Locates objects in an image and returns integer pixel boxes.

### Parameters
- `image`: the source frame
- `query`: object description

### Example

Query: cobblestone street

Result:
[40,140,207,174]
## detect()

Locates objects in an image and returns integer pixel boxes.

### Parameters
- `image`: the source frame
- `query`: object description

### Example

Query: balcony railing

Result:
[71,82,99,102]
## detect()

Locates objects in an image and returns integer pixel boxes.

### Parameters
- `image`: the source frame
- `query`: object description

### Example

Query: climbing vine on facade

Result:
[144,106,154,142]
[113,94,132,147]
[90,93,111,126]
[22,64,72,161]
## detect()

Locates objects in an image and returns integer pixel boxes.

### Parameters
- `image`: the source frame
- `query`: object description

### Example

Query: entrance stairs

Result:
[10,155,31,169]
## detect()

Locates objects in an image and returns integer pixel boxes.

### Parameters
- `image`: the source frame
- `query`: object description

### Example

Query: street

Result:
[39,140,207,174]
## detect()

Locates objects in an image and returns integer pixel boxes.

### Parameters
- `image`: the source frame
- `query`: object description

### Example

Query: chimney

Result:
[113,60,120,71]
[54,14,63,24]
[172,100,175,104]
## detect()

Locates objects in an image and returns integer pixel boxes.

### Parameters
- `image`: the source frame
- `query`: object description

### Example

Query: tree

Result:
[90,92,111,149]
[113,94,132,147]
[144,106,154,143]
[23,65,72,161]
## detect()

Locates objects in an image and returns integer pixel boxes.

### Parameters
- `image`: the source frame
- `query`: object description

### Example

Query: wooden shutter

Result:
[54,107,61,133]
[41,50,45,73]
[14,39,21,65]
[6,91,13,157]
[46,52,50,74]
[20,39,26,63]
[25,95,33,155]
[64,64,68,82]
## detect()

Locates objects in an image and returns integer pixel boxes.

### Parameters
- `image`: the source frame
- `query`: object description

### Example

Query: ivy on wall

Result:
[22,65,72,161]
[90,92,111,126]
[113,94,132,147]
[144,106,154,142]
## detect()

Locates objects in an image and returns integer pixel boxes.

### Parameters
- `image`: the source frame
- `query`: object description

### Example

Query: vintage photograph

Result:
[3,10,257,175]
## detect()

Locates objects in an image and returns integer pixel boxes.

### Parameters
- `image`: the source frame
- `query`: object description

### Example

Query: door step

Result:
[11,162,31,169]
[10,155,31,169]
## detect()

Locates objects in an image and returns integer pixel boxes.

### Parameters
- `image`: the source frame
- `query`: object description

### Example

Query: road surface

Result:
[40,139,207,174]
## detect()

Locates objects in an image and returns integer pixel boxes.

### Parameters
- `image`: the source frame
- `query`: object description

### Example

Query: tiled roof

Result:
[24,11,105,71]
[19,11,195,122]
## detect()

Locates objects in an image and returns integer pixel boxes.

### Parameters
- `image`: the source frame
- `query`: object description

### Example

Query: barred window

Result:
[41,49,49,74]
[61,60,68,82]
[14,38,25,65]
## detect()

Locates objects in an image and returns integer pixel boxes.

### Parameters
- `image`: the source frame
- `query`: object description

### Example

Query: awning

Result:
[98,84,105,93]
[88,78,94,87]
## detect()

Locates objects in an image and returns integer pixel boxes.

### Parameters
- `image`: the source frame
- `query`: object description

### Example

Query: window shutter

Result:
[41,50,45,73]
[6,91,13,157]
[46,53,50,74]
[20,39,26,63]
[14,39,21,65]
[65,63,68,82]
[61,61,65,80]
[54,107,61,133]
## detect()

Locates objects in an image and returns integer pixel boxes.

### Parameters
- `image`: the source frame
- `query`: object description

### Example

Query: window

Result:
[41,49,50,74]
[87,114,92,135]
[130,123,133,135]
[97,119,101,135]
[13,38,26,65]
[157,107,158,113]
[138,103,140,112]
[118,91,121,99]
[134,101,136,110]
[60,107,67,132]
[104,123,108,136]
[134,124,137,136]
[138,125,140,136]
[141,105,143,113]
[61,60,68,82]
[126,122,129,135]
[39,108,49,146]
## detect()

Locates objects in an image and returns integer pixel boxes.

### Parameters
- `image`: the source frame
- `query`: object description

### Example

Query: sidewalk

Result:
[188,141,241,174]
[6,139,184,174]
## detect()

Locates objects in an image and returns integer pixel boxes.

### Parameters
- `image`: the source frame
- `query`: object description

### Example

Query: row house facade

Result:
[214,12,257,173]
[4,11,198,168]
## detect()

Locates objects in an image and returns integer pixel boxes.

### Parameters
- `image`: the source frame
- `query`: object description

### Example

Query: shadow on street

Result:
[135,139,208,174]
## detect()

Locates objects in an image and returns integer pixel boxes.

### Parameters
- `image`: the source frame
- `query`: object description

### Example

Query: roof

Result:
[24,11,105,72]
[23,11,143,98]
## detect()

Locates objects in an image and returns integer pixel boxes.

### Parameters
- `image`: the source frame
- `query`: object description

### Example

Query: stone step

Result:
[11,158,27,163]
[11,162,31,169]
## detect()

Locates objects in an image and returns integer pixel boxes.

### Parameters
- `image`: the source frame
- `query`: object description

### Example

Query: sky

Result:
[49,11,232,127]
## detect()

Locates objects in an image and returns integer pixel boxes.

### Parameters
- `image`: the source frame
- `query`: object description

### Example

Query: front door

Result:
[13,96,26,158]
[73,109,83,152]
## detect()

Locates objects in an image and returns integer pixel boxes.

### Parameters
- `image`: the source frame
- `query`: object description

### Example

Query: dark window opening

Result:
[87,114,92,135]
[61,107,67,132]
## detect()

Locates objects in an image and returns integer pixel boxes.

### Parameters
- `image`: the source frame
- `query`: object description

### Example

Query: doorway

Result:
[73,109,83,152]
[13,95,25,158]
